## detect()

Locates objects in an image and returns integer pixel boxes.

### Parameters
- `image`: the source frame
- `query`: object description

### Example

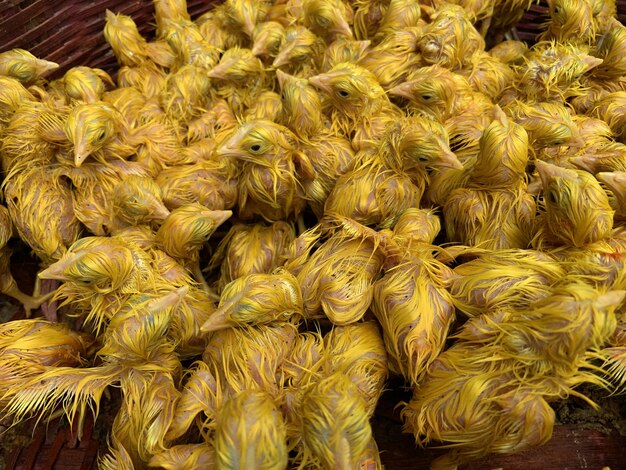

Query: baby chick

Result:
[308,62,403,151]
[251,21,286,61]
[52,66,114,105]
[538,0,596,45]
[155,203,231,288]
[301,0,354,43]
[533,160,614,248]
[272,26,326,77]
[319,37,371,72]
[217,119,314,222]
[0,48,59,86]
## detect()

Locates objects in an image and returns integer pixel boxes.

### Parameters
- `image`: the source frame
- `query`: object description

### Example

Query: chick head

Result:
[388,65,459,121]
[217,119,299,164]
[0,48,59,86]
[272,26,321,69]
[61,66,114,104]
[223,0,271,37]
[0,76,34,125]
[112,175,170,227]
[596,171,626,216]
[472,107,529,187]
[541,0,595,44]
[251,21,286,58]
[536,160,614,247]
[302,0,353,40]
[207,47,264,83]
[64,103,122,166]
[308,62,387,117]
[385,115,462,171]
[103,10,148,67]
[156,203,232,260]
[592,25,626,79]
[320,37,370,71]
[276,69,324,136]
[38,237,137,292]
[393,208,441,245]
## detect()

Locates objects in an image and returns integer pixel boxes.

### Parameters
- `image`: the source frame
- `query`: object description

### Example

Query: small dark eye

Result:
[418,155,430,163]
[96,129,107,141]
[421,94,433,101]
[546,189,559,204]
[337,89,349,98]
[250,144,262,152]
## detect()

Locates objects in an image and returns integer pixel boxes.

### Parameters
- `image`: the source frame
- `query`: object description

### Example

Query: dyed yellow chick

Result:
[596,171,626,222]
[272,26,325,77]
[389,65,494,162]
[251,21,286,61]
[589,91,626,143]
[63,102,134,167]
[222,0,272,38]
[149,444,215,470]
[0,76,35,129]
[538,0,596,46]
[308,62,403,151]
[52,66,114,105]
[443,108,536,249]
[319,37,371,72]
[207,47,268,115]
[357,26,422,90]
[0,48,58,86]
[210,221,295,291]
[276,69,355,217]
[590,23,626,81]
[155,203,231,287]
[418,3,485,70]
[201,270,302,332]
[217,119,314,222]
[533,160,614,248]
[214,389,288,470]
[103,10,152,68]
[301,0,354,43]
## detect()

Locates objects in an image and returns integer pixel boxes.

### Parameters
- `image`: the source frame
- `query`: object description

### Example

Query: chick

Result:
[357,26,422,90]
[0,76,35,128]
[243,90,283,122]
[324,156,423,229]
[589,91,626,143]
[207,47,268,115]
[352,0,389,40]
[488,40,529,65]
[153,0,191,37]
[158,64,213,125]
[0,48,59,86]
[389,65,494,161]
[443,109,536,249]
[251,21,286,61]
[209,221,295,291]
[308,62,403,151]
[418,4,485,70]
[104,10,152,68]
[214,389,288,470]
[52,66,114,105]
[221,0,272,38]
[149,444,215,469]
[596,171,626,221]
[374,0,422,39]
[217,119,314,222]
[276,69,356,217]
[301,0,354,43]
[533,160,614,248]
[459,50,516,102]
[155,203,231,288]
[591,23,626,81]
[63,102,135,167]
[538,0,596,45]
[272,26,326,77]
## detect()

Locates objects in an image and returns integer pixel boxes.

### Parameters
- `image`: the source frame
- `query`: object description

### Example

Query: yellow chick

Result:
[210,221,295,291]
[251,21,286,61]
[272,25,325,77]
[0,76,35,128]
[308,62,403,151]
[533,160,614,248]
[357,26,422,90]
[214,389,288,470]
[222,0,272,38]
[201,270,302,332]
[0,48,59,86]
[103,10,151,68]
[597,171,626,221]
[538,0,596,45]
[155,203,231,287]
[53,66,114,104]
[217,119,314,222]
[149,444,215,469]
[352,0,389,40]
[302,0,354,43]
[319,37,371,72]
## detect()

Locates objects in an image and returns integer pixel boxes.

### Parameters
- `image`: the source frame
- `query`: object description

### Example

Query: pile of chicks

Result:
[1,0,626,468]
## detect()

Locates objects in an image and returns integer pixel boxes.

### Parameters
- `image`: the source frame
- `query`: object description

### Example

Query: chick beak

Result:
[535,159,569,185]
[74,141,89,167]
[439,148,464,169]
[242,17,256,37]
[275,69,294,89]
[596,171,626,193]
[307,73,333,94]
[35,58,60,76]
[200,308,233,333]
[38,252,85,281]
[594,289,626,310]
[272,47,294,68]
[207,60,232,80]
[332,15,353,39]
[388,82,414,100]
[569,155,595,172]
[217,140,242,159]
[150,201,171,223]
[149,286,189,311]
[205,209,232,228]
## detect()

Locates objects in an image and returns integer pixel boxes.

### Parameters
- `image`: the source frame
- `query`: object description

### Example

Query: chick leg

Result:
[0,274,56,319]
[191,261,220,302]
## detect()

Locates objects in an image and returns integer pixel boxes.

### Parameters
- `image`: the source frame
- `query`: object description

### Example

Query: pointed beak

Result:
[275,69,293,89]
[535,159,570,185]
[272,49,292,68]
[596,171,626,193]
[38,252,85,281]
[200,309,233,333]
[149,286,189,311]
[216,141,241,159]
[35,59,59,76]
[569,155,594,172]
[205,209,232,228]
[150,202,171,223]
[207,60,232,80]
[332,15,353,38]
[74,141,89,167]
[388,82,414,100]
[307,73,332,94]
[438,148,463,169]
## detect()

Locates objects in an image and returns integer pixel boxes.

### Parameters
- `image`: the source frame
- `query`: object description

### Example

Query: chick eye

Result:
[417,155,430,163]
[546,189,559,205]
[95,129,107,141]
[337,89,350,98]
[421,94,433,101]
[249,143,262,153]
